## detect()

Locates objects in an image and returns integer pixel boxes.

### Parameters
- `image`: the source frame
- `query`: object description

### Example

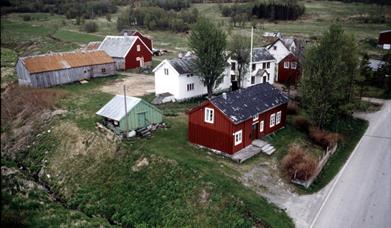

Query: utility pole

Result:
[249,26,254,85]
[123,85,129,138]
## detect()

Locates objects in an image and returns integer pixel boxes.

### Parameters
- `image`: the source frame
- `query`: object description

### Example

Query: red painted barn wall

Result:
[278,53,300,84]
[124,38,152,70]
[378,31,391,45]
[134,31,152,50]
[188,101,288,155]
[188,102,235,154]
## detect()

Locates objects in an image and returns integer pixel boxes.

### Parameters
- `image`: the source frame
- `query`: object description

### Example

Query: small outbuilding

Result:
[378,30,391,50]
[16,50,116,88]
[96,95,163,134]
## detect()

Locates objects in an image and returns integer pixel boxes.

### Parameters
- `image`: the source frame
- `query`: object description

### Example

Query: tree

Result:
[229,34,250,89]
[188,18,227,98]
[299,24,359,129]
[357,53,372,97]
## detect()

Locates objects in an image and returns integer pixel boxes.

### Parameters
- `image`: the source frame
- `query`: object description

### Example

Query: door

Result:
[262,76,267,83]
[137,112,146,127]
[251,123,258,140]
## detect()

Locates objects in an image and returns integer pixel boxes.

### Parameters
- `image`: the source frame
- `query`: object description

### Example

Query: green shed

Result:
[96,95,163,133]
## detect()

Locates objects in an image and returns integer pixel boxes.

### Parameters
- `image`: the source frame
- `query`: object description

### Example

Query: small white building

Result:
[230,47,277,88]
[153,56,231,102]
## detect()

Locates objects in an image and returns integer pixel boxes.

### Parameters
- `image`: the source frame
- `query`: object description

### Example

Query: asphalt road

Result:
[310,100,391,228]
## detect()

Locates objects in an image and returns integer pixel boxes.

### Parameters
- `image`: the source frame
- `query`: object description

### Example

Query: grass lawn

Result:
[4,76,293,228]
[53,29,103,44]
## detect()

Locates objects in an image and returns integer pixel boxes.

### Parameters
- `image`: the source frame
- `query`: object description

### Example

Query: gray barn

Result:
[16,50,116,88]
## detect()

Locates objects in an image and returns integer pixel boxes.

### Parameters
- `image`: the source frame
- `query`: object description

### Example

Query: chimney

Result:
[222,92,227,100]
[178,52,183,59]
[124,32,128,37]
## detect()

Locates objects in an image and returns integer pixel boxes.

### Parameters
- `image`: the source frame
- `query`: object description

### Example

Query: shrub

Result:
[83,21,97,33]
[281,144,317,181]
[22,14,31,21]
[309,127,342,149]
[293,116,311,133]
[287,101,299,115]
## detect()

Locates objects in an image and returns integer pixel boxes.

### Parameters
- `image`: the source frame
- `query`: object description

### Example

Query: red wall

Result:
[378,32,391,45]
[134,31,152,50]
[124,38,152,70]
[188,101,288,155]
[278,53,300,84]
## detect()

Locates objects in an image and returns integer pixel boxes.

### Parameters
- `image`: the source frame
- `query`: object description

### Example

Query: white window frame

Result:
[253,115,259,122]
[291,62,297,69]
[234,130,243,146]
[276,111,281,125]
[270,113,276,127]
[284,61,290,69]
[204,108,214,124]
[164,68,169,75]
[187,83,194,91]
[259,120,264,132]
[137,44,141,51]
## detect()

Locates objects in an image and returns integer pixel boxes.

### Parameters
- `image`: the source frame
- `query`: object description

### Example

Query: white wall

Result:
[154,61,231,101]
[242,60,276,87]
[266,40,291,63]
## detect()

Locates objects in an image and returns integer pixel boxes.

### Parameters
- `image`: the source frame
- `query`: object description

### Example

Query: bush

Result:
[281,144,317,181]
[22,14,31,21]
[83,21,97,33]
[287,101,299,115]
[293,116,312,133]
[309,127,342,149]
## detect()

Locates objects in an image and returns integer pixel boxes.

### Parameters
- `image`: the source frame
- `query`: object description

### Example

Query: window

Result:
[276,111,282,125]
[84,70,87,73]
[204,108,214,124]
[252,64,256,71]
[137,44,141,51]
[270,113,276,127]
[231,74,236,81]
[284,61,290,69]
[101,68,106,73]
[186,83,194,91]
[231,62,236,70]
[251,76,255,84]
[164,68,169,75]
[234,130,243,146]
[114,120,119,126]
[273,46,277,50]
[291,62,297,69]
[262,62,266,69]
[253,115,259,121]
[267,62,270,69]
[259,120,264,132]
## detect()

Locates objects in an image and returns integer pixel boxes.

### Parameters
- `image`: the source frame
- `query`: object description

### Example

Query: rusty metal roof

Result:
[85,41,102,51]
[21,50,114,74]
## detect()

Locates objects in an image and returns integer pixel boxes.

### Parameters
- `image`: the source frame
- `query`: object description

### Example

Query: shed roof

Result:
[98,36,138,58]
[210,83,288,124]
[252,48,275,62]
[368,59,385,71]
[21,50,114,74]
[85,41,101,51]
[96,95,141,121]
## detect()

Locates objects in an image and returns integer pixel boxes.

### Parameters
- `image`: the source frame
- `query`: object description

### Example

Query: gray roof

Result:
[281,37,295,48]
[252,48,275,62]
[168,56,197,74]
[368,59,385,71]
[98,36,137,58]
[96,95,141,121]
[210,83,288,124]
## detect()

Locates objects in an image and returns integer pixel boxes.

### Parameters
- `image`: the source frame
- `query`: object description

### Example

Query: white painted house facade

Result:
[153,56,231,101]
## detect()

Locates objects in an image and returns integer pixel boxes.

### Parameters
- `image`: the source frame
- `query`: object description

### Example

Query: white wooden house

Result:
[153,56,231,102]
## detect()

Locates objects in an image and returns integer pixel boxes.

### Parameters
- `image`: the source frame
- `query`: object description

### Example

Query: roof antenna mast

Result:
[249,26,254,86]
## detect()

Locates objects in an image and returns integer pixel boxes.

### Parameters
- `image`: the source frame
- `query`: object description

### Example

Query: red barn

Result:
[188,83,288,155]
[277,53,300,84]
[378,30,391,50]
[98,35,152,70]
[120,30,153,50]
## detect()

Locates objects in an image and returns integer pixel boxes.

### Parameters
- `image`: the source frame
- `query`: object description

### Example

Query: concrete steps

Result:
[252,140,276,155]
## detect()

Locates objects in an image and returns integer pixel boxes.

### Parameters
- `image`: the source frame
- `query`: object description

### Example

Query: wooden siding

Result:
[17,62,116,88]
[133,31,152,50]
[119,100,162,131]
[188,102,235,154]
[277,53,300,84]
[188,101,288,155]
[125,38,152,70]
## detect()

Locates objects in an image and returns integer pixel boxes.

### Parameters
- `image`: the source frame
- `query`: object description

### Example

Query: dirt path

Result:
[100,72,155,97]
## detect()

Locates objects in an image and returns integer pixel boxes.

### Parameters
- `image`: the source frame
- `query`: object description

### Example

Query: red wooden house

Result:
[120,30,153,50]
[188,83,288,155]
[277,53,300,84]
[378,30,391,50]
[98,35,152,70]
